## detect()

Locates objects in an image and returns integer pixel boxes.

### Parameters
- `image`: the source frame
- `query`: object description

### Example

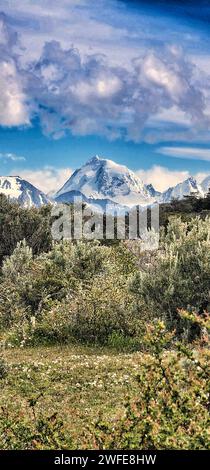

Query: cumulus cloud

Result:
[141,54,185,98]
[0,13,30,127]
[13,166,72,194]
[0,62,29,126]
[25,40,209,142]
[157,146,210,161]
[0,10,210,142]
[137,165,191,191]
[149,106,191,126]
[137,165,209,191]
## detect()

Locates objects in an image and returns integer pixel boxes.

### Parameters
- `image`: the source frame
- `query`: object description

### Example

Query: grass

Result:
[0,344,143,449]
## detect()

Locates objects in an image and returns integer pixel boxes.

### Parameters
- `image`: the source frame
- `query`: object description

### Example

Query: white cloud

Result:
[12,166,72,194]
[0,60,29,127]
[72,75,123,103]
[26,40,209,142]
[141,53,185,99]
[190,54,210,78]
[157,146,210,161]
[137,165,209,191]
[0,152,25,161]
[0,14,29,127]
[137,165,191,191]
[149,106,191,126]
[0,0,130,64]
[0,4,210,142]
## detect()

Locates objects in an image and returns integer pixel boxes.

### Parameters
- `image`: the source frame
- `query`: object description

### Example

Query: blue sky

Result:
[0,0,210,192]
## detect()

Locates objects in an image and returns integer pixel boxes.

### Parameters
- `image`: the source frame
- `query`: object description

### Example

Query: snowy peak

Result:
[55,155,210,209]
[4,155,206,211]
[145,183,161,198]
[86,155,101,164]
[160,176,204,203]
[201,175,210,194]
[56,155,152,207]
[0,176,50,208]
[0,176,21,198]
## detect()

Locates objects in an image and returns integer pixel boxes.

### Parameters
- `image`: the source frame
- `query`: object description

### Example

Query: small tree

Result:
[93,319,210,450]
[130,216,210,336]
[2,239,33,281]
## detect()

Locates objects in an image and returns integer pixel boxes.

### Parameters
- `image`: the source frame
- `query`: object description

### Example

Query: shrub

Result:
[1,216,209,347]
[0,240,139,345]
[27,271,139,346]
[0,194,52,266]
[107,331,140,352]
[93,320,210,450]
[130,216,210,335]
[66,273,138,344]
[0,406,72,450]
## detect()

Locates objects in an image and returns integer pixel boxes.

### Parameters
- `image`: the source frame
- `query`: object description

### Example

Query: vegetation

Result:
[159,190,210,227]
[0,194,52,265]
[0,196,209,449]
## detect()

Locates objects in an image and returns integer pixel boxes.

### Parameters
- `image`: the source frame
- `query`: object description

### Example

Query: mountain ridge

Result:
[55,155,154,209]
[0,156,209,209]
[54,156,209,209]
[0,176,51,208]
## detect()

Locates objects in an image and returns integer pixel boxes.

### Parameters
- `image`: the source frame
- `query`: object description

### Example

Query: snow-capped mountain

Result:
[201,175,210,195]
[145,184,161,198]
[55,155,152,207]
[0,176,50,208]
[160,177,204,203]
[55,156,210,210]
[1,159,209,212]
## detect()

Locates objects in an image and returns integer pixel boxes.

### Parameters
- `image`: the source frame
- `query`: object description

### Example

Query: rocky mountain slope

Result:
[0,176,50,208]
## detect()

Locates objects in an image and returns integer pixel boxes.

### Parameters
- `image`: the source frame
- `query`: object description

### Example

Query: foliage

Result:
[0,239,139,345]
[130,216,210,336]
[0,194,209,450]
[0,405,72,450]
[93,320,210,450]
[0,322,209,449]
[2,239,33,281]
[0,215,209,345]
[159,191,210,227]
[0,194,52,265]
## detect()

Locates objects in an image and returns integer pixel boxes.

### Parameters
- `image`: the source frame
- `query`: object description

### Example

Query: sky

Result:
[0,0,210,193]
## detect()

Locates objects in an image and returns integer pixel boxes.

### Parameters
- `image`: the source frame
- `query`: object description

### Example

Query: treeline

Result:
[0,191,210,265]
[0,194,52,265]
[159,190,210,226]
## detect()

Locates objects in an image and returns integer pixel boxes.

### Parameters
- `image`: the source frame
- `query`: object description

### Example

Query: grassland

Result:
[0,345,144,449]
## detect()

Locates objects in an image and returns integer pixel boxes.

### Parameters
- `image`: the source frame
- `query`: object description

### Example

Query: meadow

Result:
[0,344,147,449]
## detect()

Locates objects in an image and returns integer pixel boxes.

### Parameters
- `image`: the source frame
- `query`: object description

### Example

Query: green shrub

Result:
[93,320,210,450]
[0,194,52,266]
[0,406,72,450]
[0,240,139,346]
[107,331,140,352]
[1,216,209,347]
[130,216,210,336]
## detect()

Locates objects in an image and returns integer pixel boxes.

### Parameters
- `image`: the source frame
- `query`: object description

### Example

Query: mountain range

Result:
[0,156,209,210]
[53,156,207,211]
[0,176,50,208]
